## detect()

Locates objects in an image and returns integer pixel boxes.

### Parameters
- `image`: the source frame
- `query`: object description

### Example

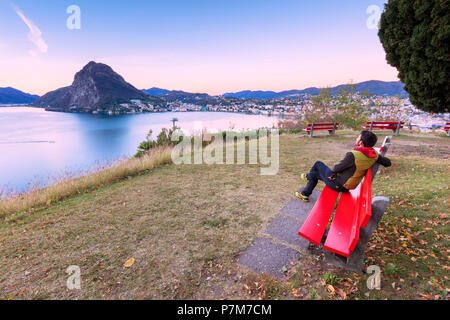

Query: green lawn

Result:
[0,132,448,299]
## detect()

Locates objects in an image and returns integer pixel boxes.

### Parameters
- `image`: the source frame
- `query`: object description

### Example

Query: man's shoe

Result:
[295,192,309,202]
[300,173,308,182]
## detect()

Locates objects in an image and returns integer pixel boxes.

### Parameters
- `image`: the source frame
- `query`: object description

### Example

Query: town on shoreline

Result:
[48,94,450,133]
[2,93,448,132]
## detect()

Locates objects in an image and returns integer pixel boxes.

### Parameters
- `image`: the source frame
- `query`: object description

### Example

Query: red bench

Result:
[444,122,450,136]
[303,122,339,137]
[298,168,372,257]
[323,168,372,257]
[363,120,404,135]
[298,137,391,258]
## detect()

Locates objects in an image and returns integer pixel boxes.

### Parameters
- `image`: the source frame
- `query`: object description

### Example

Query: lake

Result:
[0,107,279,196]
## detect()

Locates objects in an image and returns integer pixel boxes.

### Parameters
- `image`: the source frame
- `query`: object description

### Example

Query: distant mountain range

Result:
[142,87,171,97]
[34,61,162,112]
[2,69,407,108]
[142,80,407,102]
[142,88,218,105]
[222,80,407,100]
[0,87,39,104]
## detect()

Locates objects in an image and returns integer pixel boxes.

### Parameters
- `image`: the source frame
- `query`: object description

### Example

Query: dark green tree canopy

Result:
[378,0,449,113]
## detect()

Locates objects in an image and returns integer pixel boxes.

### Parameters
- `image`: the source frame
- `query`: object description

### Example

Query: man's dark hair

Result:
[360,130,377,148]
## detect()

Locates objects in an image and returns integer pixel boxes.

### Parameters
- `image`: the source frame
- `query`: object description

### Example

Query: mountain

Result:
[333,80,407,96]
[142,88,217,105]
[0,87,39,104]
[34,61,161,112]
[223,80,407,100]
[142,87,171,97]
[222,88,321,99]
[222,90,280,100]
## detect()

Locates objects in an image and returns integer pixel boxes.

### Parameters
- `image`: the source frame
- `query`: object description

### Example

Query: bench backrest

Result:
[371,135,391,181]
[365,121,404,128]
[365,121,403,135]
[307,122,340,127]
[366,121,404,125]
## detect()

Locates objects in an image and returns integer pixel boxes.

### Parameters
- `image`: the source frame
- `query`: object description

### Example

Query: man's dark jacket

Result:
[332,147,391,189]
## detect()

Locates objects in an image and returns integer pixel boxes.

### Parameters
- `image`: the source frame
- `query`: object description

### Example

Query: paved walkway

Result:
[238,191,390,277]
[238,191,321,279]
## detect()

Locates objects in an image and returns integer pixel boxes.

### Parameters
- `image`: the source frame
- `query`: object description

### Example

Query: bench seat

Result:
[297,186,340,245]
[324,168,372,257]
[302,127,336,132]
[363,121,404,135]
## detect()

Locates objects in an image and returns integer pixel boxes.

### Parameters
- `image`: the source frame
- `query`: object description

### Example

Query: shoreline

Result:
[0,125,281,216]
[0,110,280,200]
[0,147,173,218]
[0,104,34,107]
[0,104,289,118]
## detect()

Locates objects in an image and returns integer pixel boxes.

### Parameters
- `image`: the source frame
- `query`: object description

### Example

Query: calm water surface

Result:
[0,107,279,195]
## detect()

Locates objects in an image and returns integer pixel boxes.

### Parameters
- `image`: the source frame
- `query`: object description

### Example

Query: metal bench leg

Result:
[309,123,314,137]
[395,121,401,135]
[331,122,337,136]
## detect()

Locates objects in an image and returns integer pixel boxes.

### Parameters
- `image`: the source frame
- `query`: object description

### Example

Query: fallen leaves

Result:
[336,288,347,300]
[383,247,395,253]
[326,284,335,295]
[291,288,303,298]
[419,293,434,300]
[123,258,135,268]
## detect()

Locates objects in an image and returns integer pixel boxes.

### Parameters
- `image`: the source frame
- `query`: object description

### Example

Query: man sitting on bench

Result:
[295,131,391,202]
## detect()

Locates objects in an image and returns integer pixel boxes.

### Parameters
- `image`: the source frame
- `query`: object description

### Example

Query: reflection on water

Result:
[0,107,279,195]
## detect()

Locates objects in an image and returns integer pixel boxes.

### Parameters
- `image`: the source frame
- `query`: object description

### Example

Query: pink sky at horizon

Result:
[0,51,400,96]
[0,0,400,96]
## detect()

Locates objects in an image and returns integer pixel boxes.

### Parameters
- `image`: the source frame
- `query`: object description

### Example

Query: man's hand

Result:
[328,173,336,181]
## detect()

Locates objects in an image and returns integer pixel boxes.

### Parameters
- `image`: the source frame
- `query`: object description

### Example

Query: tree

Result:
[378,0,449,113]
[300,88,334,126]
[135,127,179,157]
[334,85,370,130]
[300,85,370,130]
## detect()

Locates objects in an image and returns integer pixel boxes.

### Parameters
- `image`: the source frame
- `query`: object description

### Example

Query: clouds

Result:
[12,5,48,57]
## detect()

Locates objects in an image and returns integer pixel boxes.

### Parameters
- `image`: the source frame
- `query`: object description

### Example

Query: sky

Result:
[0,0,398,96]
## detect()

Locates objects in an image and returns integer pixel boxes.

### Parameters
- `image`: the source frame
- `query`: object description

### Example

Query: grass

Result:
[0,131,448,300]
[0,147,173,219]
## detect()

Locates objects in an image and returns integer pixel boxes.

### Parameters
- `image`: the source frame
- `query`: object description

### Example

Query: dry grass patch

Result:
[0,132,448,300]
[0,147,173,219]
